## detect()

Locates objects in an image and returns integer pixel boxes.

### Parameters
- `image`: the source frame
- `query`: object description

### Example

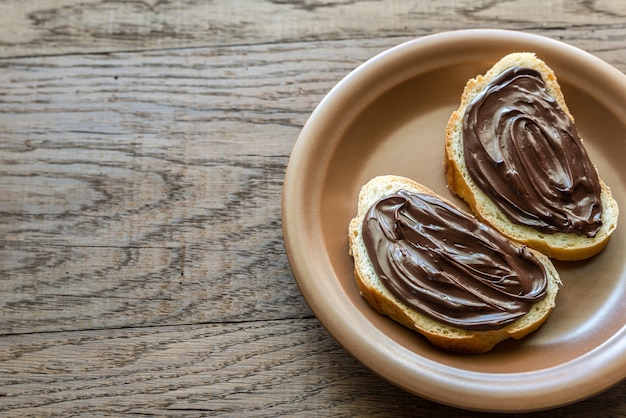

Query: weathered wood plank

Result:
[0,319,623,416]
[0,39,396,334]
[1,0,626,58]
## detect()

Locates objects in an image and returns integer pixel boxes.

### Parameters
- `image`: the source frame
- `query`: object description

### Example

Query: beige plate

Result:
[282,29,626,412]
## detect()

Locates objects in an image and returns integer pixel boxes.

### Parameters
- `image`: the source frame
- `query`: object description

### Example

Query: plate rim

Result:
[282,28,626,412]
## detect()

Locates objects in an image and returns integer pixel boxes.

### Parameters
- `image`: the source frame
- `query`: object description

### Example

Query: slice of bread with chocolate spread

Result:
[348,175,561,354]
[445,52,618,261]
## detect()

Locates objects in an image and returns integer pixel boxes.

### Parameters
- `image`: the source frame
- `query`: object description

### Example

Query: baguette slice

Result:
[445,52,618,261]
[348,175,561,354]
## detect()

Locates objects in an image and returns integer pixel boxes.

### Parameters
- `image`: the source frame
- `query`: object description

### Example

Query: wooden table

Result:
[1,1,624,415]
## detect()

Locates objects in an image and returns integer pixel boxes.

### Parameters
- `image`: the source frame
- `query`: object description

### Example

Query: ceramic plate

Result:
[282,29,626,412]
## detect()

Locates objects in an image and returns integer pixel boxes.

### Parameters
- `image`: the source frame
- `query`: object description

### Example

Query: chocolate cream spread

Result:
[462,67,603,237]
[362,190,547,331]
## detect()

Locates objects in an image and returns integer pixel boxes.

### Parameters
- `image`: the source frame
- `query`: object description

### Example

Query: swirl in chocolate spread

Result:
[463,67,603,237]
[362,190,547,331]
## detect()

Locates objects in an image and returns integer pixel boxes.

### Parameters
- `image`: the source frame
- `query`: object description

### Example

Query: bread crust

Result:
[445,52,618,261]
[348,175,561,354]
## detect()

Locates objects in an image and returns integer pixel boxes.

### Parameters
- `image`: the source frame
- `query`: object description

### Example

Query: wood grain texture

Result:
[0,39,390,334]
[1,319,624,417]
[0,0,626,58]
[0,0,625,415]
